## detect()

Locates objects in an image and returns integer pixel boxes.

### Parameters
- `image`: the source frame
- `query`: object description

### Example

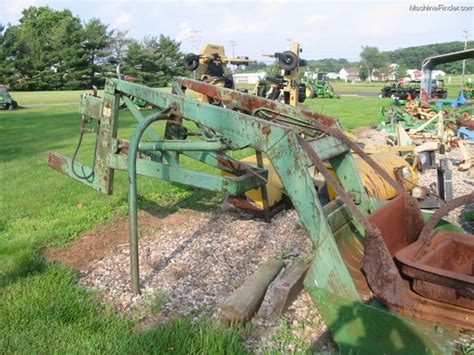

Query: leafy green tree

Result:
[307,58,352,73]
[83,18,113,86]
[396,60,408,80]
[386,41,474,74]
[1,6,88,90]
[266,62,282,77]
[122,35,185,87]
[0,24,14,83]
[360,46,388,81]
[122,40,145,81]
[110,29,131,66]
[235,61,267,73]
[154,35,187,86]
[49,16,89,89]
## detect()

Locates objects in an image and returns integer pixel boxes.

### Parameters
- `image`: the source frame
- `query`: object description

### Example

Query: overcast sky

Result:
[1,0,473,62]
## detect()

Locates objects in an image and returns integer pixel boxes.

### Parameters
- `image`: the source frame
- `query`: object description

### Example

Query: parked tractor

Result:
[379,80,420,100]
[379,80,447,100]
[304,72,338,99]
[0,86,18,110]
[431,79,448,99]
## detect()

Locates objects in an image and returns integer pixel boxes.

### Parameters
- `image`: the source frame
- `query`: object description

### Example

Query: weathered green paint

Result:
[265,133,360,301]
[48,152,96,189]
[328,152,372,213]
[95,85,120,195]
[113,79,290,152]
[139,140,228,152]
[79,94,102,119]
[128,110,170,292]
[307,136,349,160]
[107,153,266,195]
[305,284,451,354]
[48,77,464,353]
[122,95,161,142]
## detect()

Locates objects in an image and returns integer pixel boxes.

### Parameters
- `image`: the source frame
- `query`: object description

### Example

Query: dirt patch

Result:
[45,209,201,271]
[49,205,334,352]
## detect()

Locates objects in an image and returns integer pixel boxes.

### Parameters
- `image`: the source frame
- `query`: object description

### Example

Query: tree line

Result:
[0,6,471,90]
[387,41,474,74]
[0,6,187,90]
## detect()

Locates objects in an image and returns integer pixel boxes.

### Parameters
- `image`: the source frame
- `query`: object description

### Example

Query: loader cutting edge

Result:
[48,76,474,353]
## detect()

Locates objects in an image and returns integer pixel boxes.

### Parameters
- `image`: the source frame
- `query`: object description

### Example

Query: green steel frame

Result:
[48,77,470,353]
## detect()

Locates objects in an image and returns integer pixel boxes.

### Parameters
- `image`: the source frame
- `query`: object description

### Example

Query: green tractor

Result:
[304,72,339,99]
[0,86,18,110]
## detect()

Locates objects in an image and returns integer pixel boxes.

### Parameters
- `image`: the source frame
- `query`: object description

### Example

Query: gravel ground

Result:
[79,208,335,352]
[74,127,472,352]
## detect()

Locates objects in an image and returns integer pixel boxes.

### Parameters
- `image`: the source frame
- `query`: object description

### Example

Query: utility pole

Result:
[230,40,237,72]
[189,30,201,79]
[190,30,201,53]
[230,40,237,58]
[461,29,469,87]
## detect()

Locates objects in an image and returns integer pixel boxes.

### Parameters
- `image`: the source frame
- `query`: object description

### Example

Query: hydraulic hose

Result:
[71,117,99,181]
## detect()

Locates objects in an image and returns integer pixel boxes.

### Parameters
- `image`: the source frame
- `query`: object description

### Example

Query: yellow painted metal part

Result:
[223,155,283,208]
[328,152,418,200]
[284,42,301,107]
[225,152,418,208]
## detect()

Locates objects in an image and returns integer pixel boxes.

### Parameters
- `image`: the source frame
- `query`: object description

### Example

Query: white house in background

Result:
[326,72,339,79]
[233,72,266,84]
[371,69,388,82]
[407,69,422,80]
[339,68,360,82]
[388,63,399,80]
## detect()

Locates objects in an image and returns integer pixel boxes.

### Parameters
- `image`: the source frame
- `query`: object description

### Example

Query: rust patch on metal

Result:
[391,292,474,330]
[177,77,339,127]
[362,223,413,308]
[228,196,262,213]
[48,152,67,172]
[418,193,474,243]
[397,231,474,309]
[117,139,130,154]
[261,126,271,136]
[216,155,248,175]
[367,193,424,257]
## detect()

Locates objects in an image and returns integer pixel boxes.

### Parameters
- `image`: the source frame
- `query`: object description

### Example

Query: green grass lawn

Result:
[0,101,246,353]
[305,96,386,130]
[10,90,91,106]
[0,88,397,353]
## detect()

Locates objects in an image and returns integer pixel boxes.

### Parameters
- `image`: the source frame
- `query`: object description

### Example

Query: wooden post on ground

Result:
[220,260,285,323]
[257,262,309,320]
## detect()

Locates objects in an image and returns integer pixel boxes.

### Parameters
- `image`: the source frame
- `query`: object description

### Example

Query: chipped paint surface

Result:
[48,77,474,352]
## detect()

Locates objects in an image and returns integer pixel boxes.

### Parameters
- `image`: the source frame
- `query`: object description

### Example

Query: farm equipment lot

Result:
[1,88,472,353]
